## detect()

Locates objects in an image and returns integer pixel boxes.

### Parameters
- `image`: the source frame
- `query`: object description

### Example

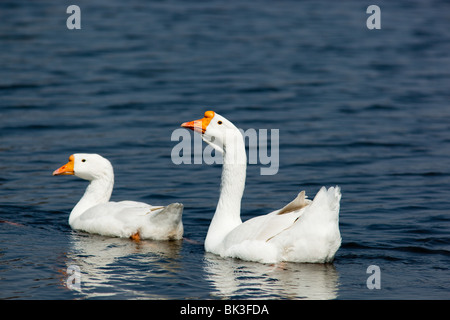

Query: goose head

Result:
[181,110,242,154]
[53,153,113,181]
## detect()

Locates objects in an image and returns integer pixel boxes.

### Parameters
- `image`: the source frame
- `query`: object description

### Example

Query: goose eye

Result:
[218,121,222,125]
[82,159,86,162]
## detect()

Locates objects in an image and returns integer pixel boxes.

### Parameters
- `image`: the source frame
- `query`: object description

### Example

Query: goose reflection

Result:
[64,231,183,298]
[203,253,339,299]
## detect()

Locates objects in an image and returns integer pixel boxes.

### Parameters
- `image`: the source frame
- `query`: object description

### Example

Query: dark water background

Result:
[1,0,449,299]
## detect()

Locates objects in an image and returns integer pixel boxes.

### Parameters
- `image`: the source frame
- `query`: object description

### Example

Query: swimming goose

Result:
[181,111,341,263]
[53,153,183,240]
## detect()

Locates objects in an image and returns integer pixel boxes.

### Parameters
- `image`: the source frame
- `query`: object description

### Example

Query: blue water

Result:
[1,0,449,300]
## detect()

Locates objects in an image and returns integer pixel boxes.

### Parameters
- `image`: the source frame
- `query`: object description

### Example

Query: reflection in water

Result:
[63,231,339,299]
[64,231,183,299]
[204,253,339,299]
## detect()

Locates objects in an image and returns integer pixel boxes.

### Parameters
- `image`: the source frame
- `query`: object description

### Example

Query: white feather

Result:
[54,153,183,240]
[185,111,341,263]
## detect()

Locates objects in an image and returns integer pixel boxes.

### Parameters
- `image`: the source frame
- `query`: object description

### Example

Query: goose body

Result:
[181,111,341,263]
[53,153,183,240]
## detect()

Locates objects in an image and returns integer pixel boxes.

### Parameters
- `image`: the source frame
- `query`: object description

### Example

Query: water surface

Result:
[1,0,449,300]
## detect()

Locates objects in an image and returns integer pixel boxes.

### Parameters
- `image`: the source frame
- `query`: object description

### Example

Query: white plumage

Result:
[182,111,341,263]
[53,153,183,240]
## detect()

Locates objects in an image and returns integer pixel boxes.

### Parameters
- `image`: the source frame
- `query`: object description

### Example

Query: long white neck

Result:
[69,173,114,226]
[205,134,247,252]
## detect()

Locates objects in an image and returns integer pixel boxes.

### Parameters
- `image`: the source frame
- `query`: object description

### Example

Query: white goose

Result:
[181,111,341,263]
[53,153,183,240]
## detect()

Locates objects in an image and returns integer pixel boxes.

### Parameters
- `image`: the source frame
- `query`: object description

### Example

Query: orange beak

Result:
[53,155,75,176]
[181,110,215,134]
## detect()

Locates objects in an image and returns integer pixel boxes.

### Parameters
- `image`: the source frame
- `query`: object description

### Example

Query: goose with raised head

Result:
[53,153,183,240]
[181,111,341,263]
